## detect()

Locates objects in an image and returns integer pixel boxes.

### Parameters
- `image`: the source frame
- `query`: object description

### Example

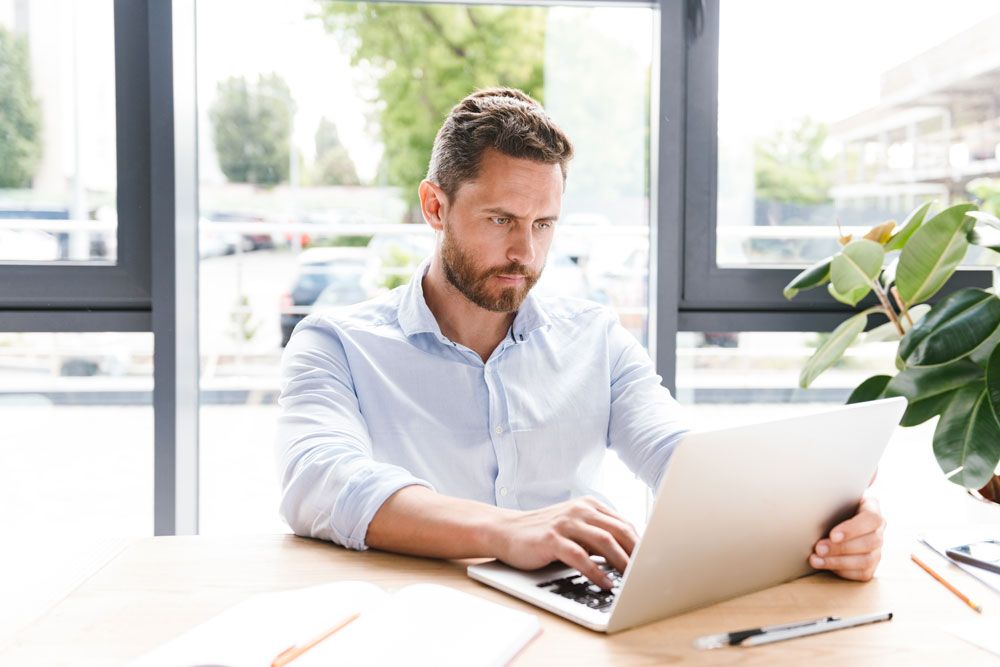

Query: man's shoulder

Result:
[533,295,614,326]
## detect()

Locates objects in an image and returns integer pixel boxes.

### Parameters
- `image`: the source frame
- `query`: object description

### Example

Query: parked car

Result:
[309,278,371,315]
[280,247,375,347]
[199,216,249,257]
[0,229,60,261]
[205,210,274,250]
[0,205,112,260]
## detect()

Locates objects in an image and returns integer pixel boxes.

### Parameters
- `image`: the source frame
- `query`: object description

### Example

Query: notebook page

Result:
[921,527,1000,595]
[295,583,541,667]
[127,581,386,667]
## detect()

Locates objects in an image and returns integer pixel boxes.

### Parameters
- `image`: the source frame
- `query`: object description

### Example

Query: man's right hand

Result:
[489,496,639,590]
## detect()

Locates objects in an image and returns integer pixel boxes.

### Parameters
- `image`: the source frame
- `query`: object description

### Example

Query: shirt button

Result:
[499,487,509,497]
[495,425,503,435]
[485,366,492,374]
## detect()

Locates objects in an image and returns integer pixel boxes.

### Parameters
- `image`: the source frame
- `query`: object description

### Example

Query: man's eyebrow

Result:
[482,207,559,222]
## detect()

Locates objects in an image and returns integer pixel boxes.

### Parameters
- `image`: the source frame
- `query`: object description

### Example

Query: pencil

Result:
[271,611,361,667]
[911,553,983,614]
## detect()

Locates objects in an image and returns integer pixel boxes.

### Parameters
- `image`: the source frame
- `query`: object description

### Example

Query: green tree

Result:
[311,117,360,185]
[754,117,832,205]
[0,27,42,188]
[209,74,295,186]
[315,3,546,216]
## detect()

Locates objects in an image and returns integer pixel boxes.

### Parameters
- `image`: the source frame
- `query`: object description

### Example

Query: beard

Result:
[440,228,541,313]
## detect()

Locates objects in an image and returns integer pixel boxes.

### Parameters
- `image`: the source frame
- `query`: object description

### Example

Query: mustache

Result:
[483,263,534,278]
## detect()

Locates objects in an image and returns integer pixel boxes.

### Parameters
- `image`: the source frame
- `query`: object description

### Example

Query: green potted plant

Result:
[784,201,1000,502]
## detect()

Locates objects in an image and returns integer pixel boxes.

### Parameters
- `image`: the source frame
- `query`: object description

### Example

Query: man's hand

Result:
[490,496,639,590]
[809,495,885,581]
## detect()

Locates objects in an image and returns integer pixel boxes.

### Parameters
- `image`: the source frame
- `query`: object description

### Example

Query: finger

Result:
[582,511,639,557]
[579,499,640,552]
[581,496,633,524]
[557,539,612,589]
[810,550,880,573]
[830,568,877,582]
[829,508,883,543]
[568,524,630,573]
[859,494,881,513]
[815,528,884,557]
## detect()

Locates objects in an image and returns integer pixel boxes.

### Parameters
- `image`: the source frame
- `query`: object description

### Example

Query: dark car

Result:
[280,247,372,347]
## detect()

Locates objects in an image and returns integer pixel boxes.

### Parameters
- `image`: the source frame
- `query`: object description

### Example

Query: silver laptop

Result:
[468,397,906,633]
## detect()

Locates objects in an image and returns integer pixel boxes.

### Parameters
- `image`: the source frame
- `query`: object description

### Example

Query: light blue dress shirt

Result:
[275,259,687,550]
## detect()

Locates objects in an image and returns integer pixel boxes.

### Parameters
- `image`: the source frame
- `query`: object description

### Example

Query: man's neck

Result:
[422,256,516,363]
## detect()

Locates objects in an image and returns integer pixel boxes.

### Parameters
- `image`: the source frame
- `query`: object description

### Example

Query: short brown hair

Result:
[426,87,574,200]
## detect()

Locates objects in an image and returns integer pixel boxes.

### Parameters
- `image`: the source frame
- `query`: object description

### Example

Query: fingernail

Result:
[816,543,829,556]
[831,531,844,542]
[812,556,825,566]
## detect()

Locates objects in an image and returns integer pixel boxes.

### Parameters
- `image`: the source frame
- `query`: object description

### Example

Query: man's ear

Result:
[418,180,448,232]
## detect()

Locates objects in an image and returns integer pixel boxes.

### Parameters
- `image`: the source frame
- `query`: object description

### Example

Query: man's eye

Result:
[535,221,553,230]
[491,217,511,225]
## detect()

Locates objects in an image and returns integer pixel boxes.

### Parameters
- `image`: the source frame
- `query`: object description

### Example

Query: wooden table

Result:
[2,525,999,666]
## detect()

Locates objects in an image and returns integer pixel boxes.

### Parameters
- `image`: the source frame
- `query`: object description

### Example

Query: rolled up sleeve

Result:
[605,315,689,492]
[274,317,433,550]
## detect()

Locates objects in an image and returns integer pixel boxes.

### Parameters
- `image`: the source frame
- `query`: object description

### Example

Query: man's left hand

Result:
[809,495,885,581]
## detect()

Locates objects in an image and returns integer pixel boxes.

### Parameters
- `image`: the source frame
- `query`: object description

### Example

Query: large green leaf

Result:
[783,258,832,300]
[864,304,930,343]
[933,381,1000,489]
[800,310,870,388]
[885,359,983,401]
[885,201,934,252]
[827,282,869,307]
[970,324,1000,366]
[899,390,956,427]
[896,203,976,306]
[967,223,1000,254]
[901,289,1000,367]
[847,375,891,404]
[899,289,993,360]
[830,239,883,306]
[985,344,1000,426]
[968,210,1000,231]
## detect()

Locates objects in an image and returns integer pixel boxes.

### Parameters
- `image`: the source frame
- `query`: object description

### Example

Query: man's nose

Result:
[507,225,536,266]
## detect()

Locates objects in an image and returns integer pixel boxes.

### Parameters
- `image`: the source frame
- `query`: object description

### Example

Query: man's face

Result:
[435,150,562,313]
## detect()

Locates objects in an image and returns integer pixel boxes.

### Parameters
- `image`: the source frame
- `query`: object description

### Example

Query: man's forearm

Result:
[364,485,511,559]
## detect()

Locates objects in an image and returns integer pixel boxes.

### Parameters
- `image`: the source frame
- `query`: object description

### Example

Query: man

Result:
[275,88,884,589]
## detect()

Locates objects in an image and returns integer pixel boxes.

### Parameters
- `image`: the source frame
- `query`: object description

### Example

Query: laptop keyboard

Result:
[535,565,623,613]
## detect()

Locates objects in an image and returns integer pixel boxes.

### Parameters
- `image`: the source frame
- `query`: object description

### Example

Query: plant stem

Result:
[872,282,904,335]
[891,286,913,328]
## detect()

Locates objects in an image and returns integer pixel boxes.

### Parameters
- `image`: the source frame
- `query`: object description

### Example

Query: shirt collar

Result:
[397,256,552,341]
[510,290,551,341]
[397,257,443,337]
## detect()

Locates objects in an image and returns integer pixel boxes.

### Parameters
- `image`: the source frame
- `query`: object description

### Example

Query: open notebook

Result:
[128,581,541,667]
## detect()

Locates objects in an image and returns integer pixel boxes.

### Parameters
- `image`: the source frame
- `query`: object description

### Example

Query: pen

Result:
[911,553,983,613]
[694,611,893,649]
[271,611,360,667]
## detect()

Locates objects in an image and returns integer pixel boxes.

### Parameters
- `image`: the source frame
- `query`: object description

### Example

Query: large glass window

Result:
[195,0,655,529]
[0,1,117,264]
[716,1,1000,269]
[0,332,152,642]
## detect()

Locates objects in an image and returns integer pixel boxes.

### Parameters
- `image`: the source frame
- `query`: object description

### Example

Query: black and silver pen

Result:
[693,611,893,649]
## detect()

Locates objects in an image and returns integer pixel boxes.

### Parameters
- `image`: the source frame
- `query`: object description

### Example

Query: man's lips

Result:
[494,274,527,283]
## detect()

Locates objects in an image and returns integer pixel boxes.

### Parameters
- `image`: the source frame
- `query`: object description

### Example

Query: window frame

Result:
[0,1,152,321]
[676,0,989,332]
